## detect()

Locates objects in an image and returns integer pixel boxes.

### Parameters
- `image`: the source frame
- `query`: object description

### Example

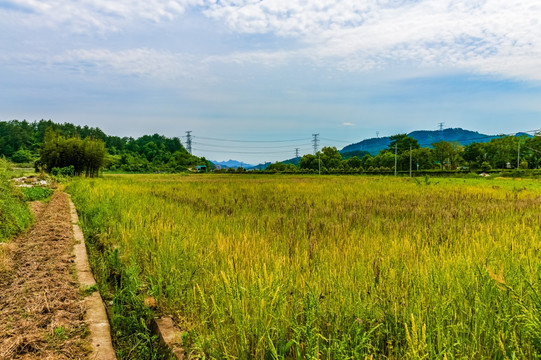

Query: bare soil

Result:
[0,192,91,359]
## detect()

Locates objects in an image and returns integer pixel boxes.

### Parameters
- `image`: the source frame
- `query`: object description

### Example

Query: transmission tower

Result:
[312,134,319,154]
[295,148,300,158]
[438,123,445,140]
[185,131,192,154]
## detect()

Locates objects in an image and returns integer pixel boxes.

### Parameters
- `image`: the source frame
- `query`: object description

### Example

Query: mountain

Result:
[341,128,506,155]
[246,163,269,170]
[211,159,255,169]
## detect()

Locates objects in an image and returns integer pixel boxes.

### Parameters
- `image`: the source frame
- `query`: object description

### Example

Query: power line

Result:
[191,136,311,143]
[191,141,311,149]
[523,145,541,154]
[191,148,304,155]
[190,128,540,161]
[320,137,361,144]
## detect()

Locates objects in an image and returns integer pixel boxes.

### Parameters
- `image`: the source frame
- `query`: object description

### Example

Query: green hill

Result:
[341,128,502,155]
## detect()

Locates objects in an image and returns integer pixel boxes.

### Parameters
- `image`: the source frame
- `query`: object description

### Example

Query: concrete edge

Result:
[68,195,117,360]
[152,317,186,360]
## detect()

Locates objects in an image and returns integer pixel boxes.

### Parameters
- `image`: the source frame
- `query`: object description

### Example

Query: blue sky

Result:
[1,0,541,164]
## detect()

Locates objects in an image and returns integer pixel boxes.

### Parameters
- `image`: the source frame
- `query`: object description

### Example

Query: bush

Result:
[11,148,34,163]
[50,165,75,177]
[481,161,492,172]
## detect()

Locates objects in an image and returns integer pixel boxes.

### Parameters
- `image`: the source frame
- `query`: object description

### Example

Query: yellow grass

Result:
[69,174,541,359]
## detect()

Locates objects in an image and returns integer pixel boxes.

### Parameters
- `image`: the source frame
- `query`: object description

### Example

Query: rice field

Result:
[68,174,541,359]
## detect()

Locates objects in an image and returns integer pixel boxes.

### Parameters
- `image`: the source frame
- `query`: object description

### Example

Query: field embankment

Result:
[0,192,91,358]
[68,174,541,359]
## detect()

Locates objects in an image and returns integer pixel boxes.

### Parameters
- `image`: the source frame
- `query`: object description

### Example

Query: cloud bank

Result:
[2,0,541,80]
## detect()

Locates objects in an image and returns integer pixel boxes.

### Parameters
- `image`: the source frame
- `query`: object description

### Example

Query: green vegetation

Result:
[0,158,32,243]
[355,133,540,172]
[265,133,541,174]
[69,174,541,358]
[20,186,54,202]
[0,119,211,173]
[37,128,106,177]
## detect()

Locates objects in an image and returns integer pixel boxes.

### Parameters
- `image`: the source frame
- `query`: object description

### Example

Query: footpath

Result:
[0,192,115,359]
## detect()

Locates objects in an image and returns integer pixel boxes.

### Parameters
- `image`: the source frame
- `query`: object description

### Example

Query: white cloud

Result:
[1,0,204,31]
[203,0,541,80]
[2,0,541,81]
[52,48,199,80]
[343,122,354,127]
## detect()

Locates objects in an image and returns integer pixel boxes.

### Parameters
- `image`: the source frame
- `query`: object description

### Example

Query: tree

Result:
[299,147,344,172]
[463,142,487,169]
[11,148,33,163]
[38,128,106,177]
[266,162,297,172]
[387,134,420,154]
[299,154,319,171]
[411,147,434,170]
[432,141,463,170]
[342,156,362,169]
[484,136,519,169]
[320,147,342,169]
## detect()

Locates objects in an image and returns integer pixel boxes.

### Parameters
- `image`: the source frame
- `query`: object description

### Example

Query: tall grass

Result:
[0,158,32,243]
[68,174,541,359]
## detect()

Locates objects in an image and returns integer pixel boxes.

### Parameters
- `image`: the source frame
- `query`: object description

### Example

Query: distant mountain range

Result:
[340,128,529,155]
[211,159,255,169]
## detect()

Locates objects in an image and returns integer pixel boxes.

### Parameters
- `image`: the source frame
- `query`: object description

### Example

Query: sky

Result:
[1,0,541,164]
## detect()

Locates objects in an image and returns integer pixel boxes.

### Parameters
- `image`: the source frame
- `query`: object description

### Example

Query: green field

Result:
[68,174,541,359]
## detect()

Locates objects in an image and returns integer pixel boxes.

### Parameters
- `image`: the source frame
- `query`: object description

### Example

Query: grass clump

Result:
[0,158,32,242]
[20,186,54,201]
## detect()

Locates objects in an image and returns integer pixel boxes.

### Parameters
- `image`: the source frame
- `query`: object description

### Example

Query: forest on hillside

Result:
[266,133,541,173]
[0,119,211,173]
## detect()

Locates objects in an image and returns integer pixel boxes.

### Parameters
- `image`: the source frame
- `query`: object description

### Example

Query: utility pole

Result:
[394,143,398,176]
[312,134,319,155]
[185,131,192,154]
[517,140,521,168]
[295,148,300,159]
[409,145,412,177]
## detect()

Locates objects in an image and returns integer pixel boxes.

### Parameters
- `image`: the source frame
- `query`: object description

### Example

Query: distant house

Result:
[195,165,207,172]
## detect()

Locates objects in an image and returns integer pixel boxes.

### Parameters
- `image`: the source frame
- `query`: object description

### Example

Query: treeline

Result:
[263,133,541,173]
[0,119,211,173]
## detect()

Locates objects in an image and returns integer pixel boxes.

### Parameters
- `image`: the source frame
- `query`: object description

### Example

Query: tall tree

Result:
[387,134,420,154]
[38,128,106,177]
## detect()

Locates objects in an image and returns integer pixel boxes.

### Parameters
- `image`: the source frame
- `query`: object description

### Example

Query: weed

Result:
[20,186,53,201]
[0,158,32,242]
[53,326,68,340]
[81,284,98,296]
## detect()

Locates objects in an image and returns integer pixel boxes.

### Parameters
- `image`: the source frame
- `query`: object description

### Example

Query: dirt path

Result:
[0,192,91,359]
